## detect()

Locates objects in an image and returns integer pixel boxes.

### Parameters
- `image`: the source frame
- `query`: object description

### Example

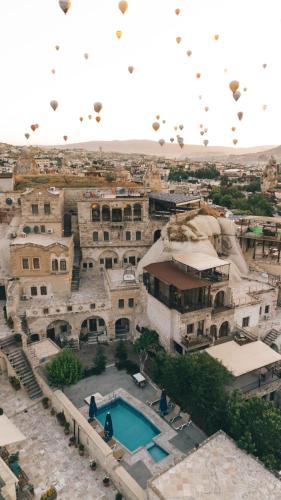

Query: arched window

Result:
[52,259,58,271]
[112,208,122,222]
[136,231,142,241]
[104,231,109,241]
[124,204,132,221]
[60,259,67,271]
[91,204,100,222]
[102,205,110,222]
[133,204,142,221]
[93,231,99,241]
[125,231,131,241]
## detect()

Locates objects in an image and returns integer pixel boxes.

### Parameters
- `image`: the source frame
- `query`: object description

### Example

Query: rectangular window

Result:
[136,231,142,241]
[31,204,38,215]
[113,258,118,264]
[43,308,49,314]
[128,298,134,308]
[187,323,194,334]
[118,299,124,309]
[125,231,131,241]
[99,318,105,326]
[33,258,40,270]
[100,258,104,264]
[22,258,29,270]
[67,305,72,311]
[104,231,109,241]
[60,260,67,271]
[40,225,46,233]
[90,303,95,310]
[265,305,270,314]
[83,262,87,269]
[93,232,99,241]
[44,203,51,215]
[124,258,128,263]
[40,286,47,296]
[31,286,37,296]
[242,316,250,327]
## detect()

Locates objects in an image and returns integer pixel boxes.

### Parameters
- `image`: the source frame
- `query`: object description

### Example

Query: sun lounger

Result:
[113,448,125,462]
[146,391,161,407]
[172,415,192,431]
[164,405,181,423]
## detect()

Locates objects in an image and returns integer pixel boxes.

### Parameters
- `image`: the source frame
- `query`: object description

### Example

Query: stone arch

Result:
[219,321,230,337]
[99,250,119,269]
[46,320,72,343]
[210,324,217,340]
[154,229,162,242]
[115,318,130,339]
[80,315,107,338]
[123,249,141,267]
[214,290,225,308]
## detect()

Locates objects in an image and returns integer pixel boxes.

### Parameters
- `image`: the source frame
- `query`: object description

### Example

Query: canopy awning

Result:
[144,261,210,290]
[0,415,26,446]
[173,253,229,271]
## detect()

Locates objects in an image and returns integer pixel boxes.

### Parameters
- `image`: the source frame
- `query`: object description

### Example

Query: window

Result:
[44,203,51,215]
[242,316,250,327]
[93,231,99,241]
[102,205,110,221]
[90,303,95,310]
[31,204,38,215]
[133,203,142,221]
[83,262,87,269]
[99,318,105,326]
[136,231,142,241]
[128,298,134,308]
[265,305,270,314]
[113,258,118,264]
[60,259,67,271]
[40,225,45,233]
[89,262,93,268]
[112,208,122,222]
[118,299,124,309]
[125,231,131,241]
[129,256,136,265]
[31,286,37,296]
[33,258,40,270]
[187,323,194,334]
[124,258,128,264]
[67,305,73,311]
[104,231,109,241]
[124,205,132,221]
[100,258,104,264]
[91,205,100,222]
[43,308,49,314]
[52,259,58,271]
[22,258,29,270]
[40,286,47,296]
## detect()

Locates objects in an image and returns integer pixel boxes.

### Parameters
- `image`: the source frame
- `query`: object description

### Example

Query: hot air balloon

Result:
[224,68,228,73]
[84,53,89,60]
[205,106,209,112]
[186,50,192,57]
[263,63,267,69]
[50,100,58,111]
[231,127,236,132]
[162,120,166,124]
[128,66,134,74]
[174,126,178,131]
[214,34,219,41]
[243,87,247,92]
[262,104,267,111]
[233,91,241,102]
[159,139,165,147]
[156,115,160,120]
[179,143,184,149]
[94,102,102,113]
[96,116,101,123]
[203,140,209,147]
[196,73,201,79]
[176,37,181,44]
[170,137,174,143]
[80,117,84,122]
[116,31,122,39]
[200,131,204,136]
[199,124,203,128]
[179,124,184,130]
[229,80,239,93]
[204,128,208,133]
[237,111,243,121]
[51,69,56,74]
[233,139,238,145]
[152,122,160,131]
[55,45,60,51]
[25,133,30,140]
[59,0,71,15]
[119,1,128,14]
[88,114,92,120]
[63,135,68,141]
[175,8,180,15]
[31,124,37,132]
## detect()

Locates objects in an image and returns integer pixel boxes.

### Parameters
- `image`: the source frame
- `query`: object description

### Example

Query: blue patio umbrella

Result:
[159,390,168,416]
[104,412,114,442]
[88,395,98,422]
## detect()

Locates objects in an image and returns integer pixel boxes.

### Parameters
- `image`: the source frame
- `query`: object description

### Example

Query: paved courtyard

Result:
[0,375,117,500]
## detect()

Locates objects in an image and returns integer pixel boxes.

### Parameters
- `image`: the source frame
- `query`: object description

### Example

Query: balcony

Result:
[227,368,281,397]
[148,288,211,314]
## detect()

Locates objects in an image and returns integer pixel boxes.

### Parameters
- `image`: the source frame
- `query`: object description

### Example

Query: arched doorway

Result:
[99,250,119,269]
[154,229,161,243]
[63,213,72,237]
[47,320,72,344]
[115,318,130,339]
[219,321,230,337]
[210,324,217,340]
[214,291,225,308]
[81,316,107,337]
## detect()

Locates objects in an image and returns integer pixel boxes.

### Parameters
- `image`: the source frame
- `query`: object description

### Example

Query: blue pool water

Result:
[147,443,169,462]
[95,398,160,452]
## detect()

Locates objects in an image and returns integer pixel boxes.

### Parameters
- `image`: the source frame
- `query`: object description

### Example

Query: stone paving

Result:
[0,375,117,500]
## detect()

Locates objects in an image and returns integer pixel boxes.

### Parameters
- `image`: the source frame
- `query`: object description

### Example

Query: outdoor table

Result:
[132,372,146,388]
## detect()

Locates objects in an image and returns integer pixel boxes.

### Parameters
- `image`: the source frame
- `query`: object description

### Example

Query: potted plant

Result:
[89,460,97,470]
[69,436,76,447]
[9,376,21,391]
[50,407,56,416]
[115,493,123,500]
[103,476,110,487]
[40,485,57,500]
[78,443,85,456]
[56,411,66,426]
[64,422,70,435]
[42,397,49,409]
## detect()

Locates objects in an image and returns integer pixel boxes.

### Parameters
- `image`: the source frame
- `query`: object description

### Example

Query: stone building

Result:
[19,187,64,237]
[261,156,278,193]
[0,166,14,192]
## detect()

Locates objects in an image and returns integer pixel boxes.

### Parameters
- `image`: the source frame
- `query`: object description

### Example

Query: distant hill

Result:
[57,139,274,160]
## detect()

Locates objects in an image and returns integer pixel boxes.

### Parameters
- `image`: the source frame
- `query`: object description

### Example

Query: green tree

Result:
[115,340,128,364]
[46,349,84,389]
[93,343,106,374]
[134,328,161,372]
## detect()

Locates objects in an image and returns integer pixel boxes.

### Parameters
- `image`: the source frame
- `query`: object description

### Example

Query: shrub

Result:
[124,360,139,375]
[46,349,84,389]
[9,376,21,391]
[93,344,106,375]
[83,367,96,378]
[40,486,57,500]
[56,411,66,426]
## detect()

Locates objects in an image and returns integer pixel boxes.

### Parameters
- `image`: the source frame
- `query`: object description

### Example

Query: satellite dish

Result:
[6,198,13,205]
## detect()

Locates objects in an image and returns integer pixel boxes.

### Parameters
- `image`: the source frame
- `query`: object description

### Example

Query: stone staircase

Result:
[0,334,17,351]
[67,338,80,351]
[263,329,281,347]
[6,349,42,400]
[71,266,80,291]
[20,314,30,335]
[88,332,99,345]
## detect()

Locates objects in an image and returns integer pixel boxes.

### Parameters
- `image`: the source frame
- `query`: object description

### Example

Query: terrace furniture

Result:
[113,447,125,462]
[98,430,116,448]
[146,391,161,407]
[132,372,147,388]
[164,405,181,423]
[172,414,192,431]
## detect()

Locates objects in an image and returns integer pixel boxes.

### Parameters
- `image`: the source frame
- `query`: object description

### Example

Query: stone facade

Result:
[20,187,64,237]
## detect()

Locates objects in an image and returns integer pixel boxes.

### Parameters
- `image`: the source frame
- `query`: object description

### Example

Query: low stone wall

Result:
[33,368,145,500]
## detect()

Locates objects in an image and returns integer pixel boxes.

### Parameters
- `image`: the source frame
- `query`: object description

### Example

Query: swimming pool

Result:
[147,443,169,462]
[95,397,160,452]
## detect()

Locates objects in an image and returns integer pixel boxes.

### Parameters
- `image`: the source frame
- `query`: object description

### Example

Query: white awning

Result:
[173,252,229,271]
[206,341,281,377]
[0,415,26,446]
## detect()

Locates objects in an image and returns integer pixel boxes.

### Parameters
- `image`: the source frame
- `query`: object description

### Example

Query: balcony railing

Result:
[148,288,211,313]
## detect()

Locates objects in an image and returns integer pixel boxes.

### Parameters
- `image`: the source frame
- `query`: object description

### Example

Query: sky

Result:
[1,0,281,147]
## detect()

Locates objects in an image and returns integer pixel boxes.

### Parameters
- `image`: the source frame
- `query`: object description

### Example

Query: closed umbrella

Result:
[159,390,168,416]
[88,395,97,422]
[104,412,113,442]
